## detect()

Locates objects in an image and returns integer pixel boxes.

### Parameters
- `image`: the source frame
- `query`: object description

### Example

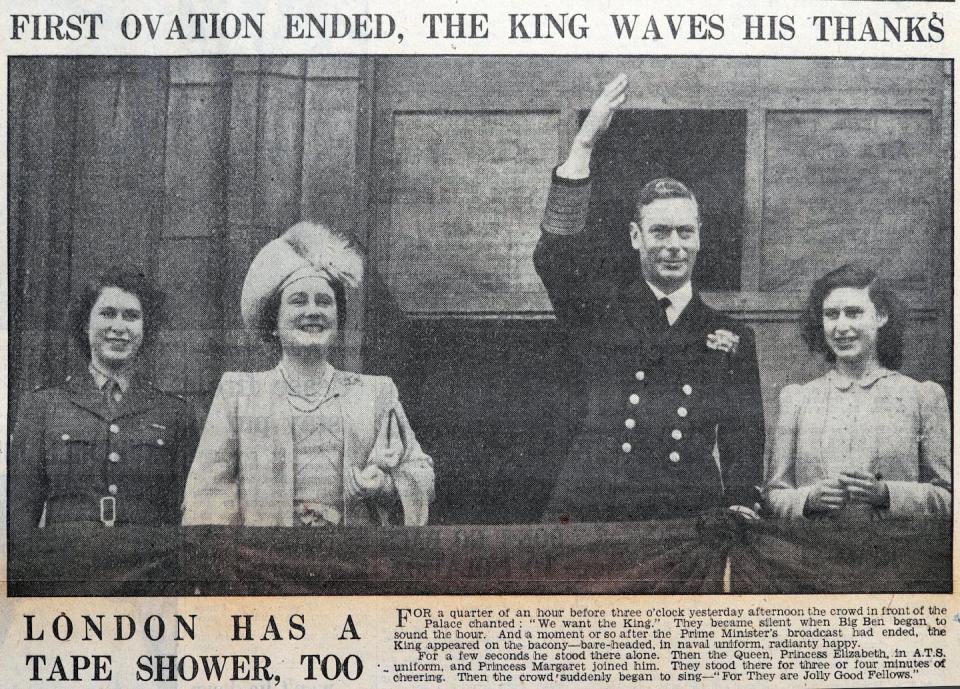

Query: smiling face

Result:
[87,286,145,371]
[630,197,700,294]
[276,275,339,355]
[821,286,888,366]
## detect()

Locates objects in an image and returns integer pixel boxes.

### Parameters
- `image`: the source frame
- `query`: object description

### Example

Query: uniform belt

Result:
[100,496,116,526]
[44,497,164,527]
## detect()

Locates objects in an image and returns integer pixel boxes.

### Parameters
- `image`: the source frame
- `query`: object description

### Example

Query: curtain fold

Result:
[9,515,950,596]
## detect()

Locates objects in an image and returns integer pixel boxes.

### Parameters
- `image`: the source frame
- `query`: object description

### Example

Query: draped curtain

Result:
[10,517,951,596]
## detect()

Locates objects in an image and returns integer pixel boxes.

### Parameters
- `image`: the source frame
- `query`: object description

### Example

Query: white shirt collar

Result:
[645,280,693,326]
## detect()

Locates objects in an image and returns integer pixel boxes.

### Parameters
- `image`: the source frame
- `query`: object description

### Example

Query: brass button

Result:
[625,418,636,429]
[677,407,688,418]
[108,451,121,463]
[635,371,645,381]
[61,433,71,442]
[109,424,120,434]
[107,484,118,495]
[629,393,640,405]
[669,451,681,463]
[156,438,164,447]
[671,429,682,440]
[622,442,632,453]
[682,384,693,395]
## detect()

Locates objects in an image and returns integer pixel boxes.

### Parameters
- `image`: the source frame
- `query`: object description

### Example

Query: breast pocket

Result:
[126,427,175,491]
[45,426,98,492]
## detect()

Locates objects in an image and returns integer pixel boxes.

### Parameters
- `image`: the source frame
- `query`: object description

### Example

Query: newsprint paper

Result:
[1,0,959,687]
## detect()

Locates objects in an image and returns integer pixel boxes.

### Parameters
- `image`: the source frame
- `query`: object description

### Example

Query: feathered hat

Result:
[240,221,364,331]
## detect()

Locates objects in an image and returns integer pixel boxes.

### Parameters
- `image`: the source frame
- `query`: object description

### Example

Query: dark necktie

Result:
[658,296,672,326]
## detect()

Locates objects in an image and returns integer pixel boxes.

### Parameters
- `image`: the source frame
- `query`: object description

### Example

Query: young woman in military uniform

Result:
[9,267,198,533]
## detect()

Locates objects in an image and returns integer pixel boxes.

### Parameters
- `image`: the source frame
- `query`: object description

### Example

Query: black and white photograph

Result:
[7,55,952,596]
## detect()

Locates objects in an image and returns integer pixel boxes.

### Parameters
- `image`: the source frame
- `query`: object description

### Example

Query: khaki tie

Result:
[104,379,122,416]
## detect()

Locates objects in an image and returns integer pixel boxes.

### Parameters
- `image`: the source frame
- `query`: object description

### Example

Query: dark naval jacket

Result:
[534,172,765,522]
[9,369,198,533]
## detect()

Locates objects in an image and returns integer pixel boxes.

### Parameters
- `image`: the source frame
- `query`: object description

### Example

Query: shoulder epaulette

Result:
[32,374,71,392]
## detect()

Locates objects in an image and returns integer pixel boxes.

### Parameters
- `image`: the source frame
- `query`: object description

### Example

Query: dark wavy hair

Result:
[801,263,905,370]
[68,266,165,361]
[633,177,700,224]
[257,275,347,346]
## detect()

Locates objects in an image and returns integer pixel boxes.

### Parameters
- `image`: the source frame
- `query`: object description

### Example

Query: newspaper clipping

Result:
[2,0,957,686]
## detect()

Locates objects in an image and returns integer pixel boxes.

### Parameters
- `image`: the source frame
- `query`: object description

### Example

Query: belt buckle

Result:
[99,496,116,527]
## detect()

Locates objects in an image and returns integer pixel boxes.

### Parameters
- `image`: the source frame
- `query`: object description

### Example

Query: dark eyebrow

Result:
[649,223,697,231]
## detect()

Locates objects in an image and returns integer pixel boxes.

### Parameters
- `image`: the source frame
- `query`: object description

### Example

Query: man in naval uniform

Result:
[535,75,765,522]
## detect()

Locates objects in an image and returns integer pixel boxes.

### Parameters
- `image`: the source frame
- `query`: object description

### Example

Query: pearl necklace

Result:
[279,365,336,413]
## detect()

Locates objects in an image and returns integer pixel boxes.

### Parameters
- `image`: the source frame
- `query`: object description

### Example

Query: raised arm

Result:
[557,73,628,180]
[534,75,628,325]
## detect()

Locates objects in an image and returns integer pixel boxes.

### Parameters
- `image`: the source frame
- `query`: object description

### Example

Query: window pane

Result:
[762,110,933,291]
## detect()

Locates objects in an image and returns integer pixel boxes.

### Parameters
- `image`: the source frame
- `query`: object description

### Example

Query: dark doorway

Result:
[587,109,747,291]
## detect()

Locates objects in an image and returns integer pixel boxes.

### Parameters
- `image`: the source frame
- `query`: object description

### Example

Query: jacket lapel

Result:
[328,370,350,522]
[65,371,112,420]
[336,370,385,525]
[65,367,161,422]
[616,279,665,359]
[265,367,295,527]
[617,280,712,362]
[114,378,159,420]
[667,293,710,356]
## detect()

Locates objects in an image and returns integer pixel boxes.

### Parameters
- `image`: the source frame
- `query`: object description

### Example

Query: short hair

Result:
[68,266,165,361]
[801,263,905,370]
[633,177,699,224]
[257,275,347,346]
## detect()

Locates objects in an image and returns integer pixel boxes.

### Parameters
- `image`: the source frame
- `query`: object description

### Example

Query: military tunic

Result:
[9,370,198,533]
[534,171,765,521]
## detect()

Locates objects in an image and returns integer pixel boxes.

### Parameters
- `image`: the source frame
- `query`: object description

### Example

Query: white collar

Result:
[645,280,693,325]
[827,367,896,391]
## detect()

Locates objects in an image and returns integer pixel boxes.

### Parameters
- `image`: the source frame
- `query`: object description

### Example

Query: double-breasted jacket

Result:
[534,172,765,521]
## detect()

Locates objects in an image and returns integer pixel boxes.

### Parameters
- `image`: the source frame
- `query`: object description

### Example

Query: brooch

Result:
[707,329,740,354]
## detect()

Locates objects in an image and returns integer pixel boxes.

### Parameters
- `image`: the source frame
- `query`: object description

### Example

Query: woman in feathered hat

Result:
[182,222,434,526]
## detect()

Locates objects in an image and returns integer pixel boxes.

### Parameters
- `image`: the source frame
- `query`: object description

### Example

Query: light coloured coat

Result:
[182,367,434,526]
[765,369,951,520]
